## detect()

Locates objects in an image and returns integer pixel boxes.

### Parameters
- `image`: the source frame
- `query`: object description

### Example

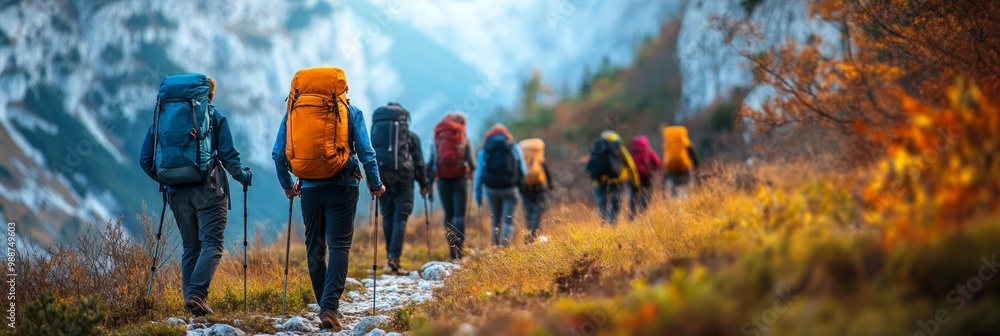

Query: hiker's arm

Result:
[213,111,250,184]
[652,150,662,170]
[473,149,485,206]
[409,132,428,190]
[138,126,156,181]
[464,141,476,172]
[350,106,383,191]
[688,147,700,169]
[514,145,528,182]
[272,115,294,191]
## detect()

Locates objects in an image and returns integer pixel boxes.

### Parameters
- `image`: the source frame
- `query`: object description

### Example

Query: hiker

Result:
[272,67,384,331]
[518,138,553,242]
[586,130,640,224]
[661,126,700,198]
[426,113,475,262]
[474,124,527,247]
[628,135,660,219]
[370,102,428,274]
[139,75,252,317]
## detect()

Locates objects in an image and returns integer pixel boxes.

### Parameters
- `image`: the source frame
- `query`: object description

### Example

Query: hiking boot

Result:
[184,296,214,317]
[387,258,401,273]
[319,309,343,330]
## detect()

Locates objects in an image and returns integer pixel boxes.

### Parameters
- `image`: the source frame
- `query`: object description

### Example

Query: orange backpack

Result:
[518,138,547,187]
[661,126,693,173]
[285,67,351,179]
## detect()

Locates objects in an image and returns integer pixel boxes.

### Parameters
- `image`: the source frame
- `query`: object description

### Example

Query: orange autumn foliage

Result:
[864,79,1000,247]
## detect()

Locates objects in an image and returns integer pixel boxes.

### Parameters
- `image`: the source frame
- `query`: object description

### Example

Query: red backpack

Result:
[434,120,468,178]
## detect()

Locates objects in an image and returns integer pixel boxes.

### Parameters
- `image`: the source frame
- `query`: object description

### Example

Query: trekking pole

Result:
[242,182,249,313]
[371,195,380,316]
[145,189,167,300]
[423,194,431,262]
[281,196,294,323]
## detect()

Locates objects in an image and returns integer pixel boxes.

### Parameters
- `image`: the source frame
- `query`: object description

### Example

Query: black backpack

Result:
[371,103,413,184]
[483,133,519,188]
[587,138,623,180]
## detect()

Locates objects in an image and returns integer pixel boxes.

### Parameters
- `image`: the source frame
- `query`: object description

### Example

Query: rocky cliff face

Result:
[676,0,841,118]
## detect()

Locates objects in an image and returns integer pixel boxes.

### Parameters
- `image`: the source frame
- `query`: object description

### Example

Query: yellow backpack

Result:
[285,67,351,179]
[518,138,547,187]
[661,126,693,173]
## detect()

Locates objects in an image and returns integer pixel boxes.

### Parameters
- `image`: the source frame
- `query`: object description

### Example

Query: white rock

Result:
[186,323,246,336]
[409,271,420,281]
[349,291,362,299]
[308,303,321,312]
[418,282,431,291]
[455,323,476,336]
[386,332,403,336]
[421,265,451,280]
[166,317,185,327]
[352,316,389,336]
[364,328,387,336]
[420,261,460,271]
[278,316,316,333]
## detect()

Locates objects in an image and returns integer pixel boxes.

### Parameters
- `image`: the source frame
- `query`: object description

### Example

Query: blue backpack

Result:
[152,74,214,185]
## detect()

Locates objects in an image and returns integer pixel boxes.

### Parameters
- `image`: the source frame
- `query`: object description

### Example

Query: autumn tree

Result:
[733,0,999,154]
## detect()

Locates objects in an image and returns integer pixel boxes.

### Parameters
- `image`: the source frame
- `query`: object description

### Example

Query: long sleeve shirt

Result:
[139,107,250,195]
[271,105,383,191]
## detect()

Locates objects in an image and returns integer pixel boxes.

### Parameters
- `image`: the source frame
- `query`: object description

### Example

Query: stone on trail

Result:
[165,317,185,327]
[386,332,403,336]
[364,328,387,336]
[421,265,451,280]
[420,261,460,280]
[420,261,461,271]
[351,316,388,336]
[418,282,431,291]
[278,316,316,333]
[455,323,476,336]
[186,323,246,336]
[308,303,321,312]
[346,277,366,293]
[408,271,420,281]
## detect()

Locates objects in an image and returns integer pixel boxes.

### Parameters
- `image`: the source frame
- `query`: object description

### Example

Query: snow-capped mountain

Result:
[0,0,678,244]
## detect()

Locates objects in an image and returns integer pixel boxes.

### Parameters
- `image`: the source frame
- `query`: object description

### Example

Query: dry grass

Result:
[421,163,763,328]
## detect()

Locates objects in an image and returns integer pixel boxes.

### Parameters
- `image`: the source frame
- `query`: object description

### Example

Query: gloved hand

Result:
[241,167,253,187]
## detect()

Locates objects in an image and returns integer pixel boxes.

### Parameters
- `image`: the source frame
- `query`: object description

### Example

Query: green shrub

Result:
[21,293,106,336]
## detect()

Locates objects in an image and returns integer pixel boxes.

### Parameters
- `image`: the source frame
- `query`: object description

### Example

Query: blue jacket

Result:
[139,107,250,195]
[473,140,527,206]
[272,105,383,191]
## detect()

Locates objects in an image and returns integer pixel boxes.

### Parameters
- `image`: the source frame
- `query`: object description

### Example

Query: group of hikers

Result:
[138,68,698,330]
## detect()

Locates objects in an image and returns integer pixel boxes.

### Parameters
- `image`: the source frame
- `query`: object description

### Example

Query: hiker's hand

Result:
[284,180,301,199]
[371,185,386,199]
[241,167,253,187]
[420,187,427,196]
